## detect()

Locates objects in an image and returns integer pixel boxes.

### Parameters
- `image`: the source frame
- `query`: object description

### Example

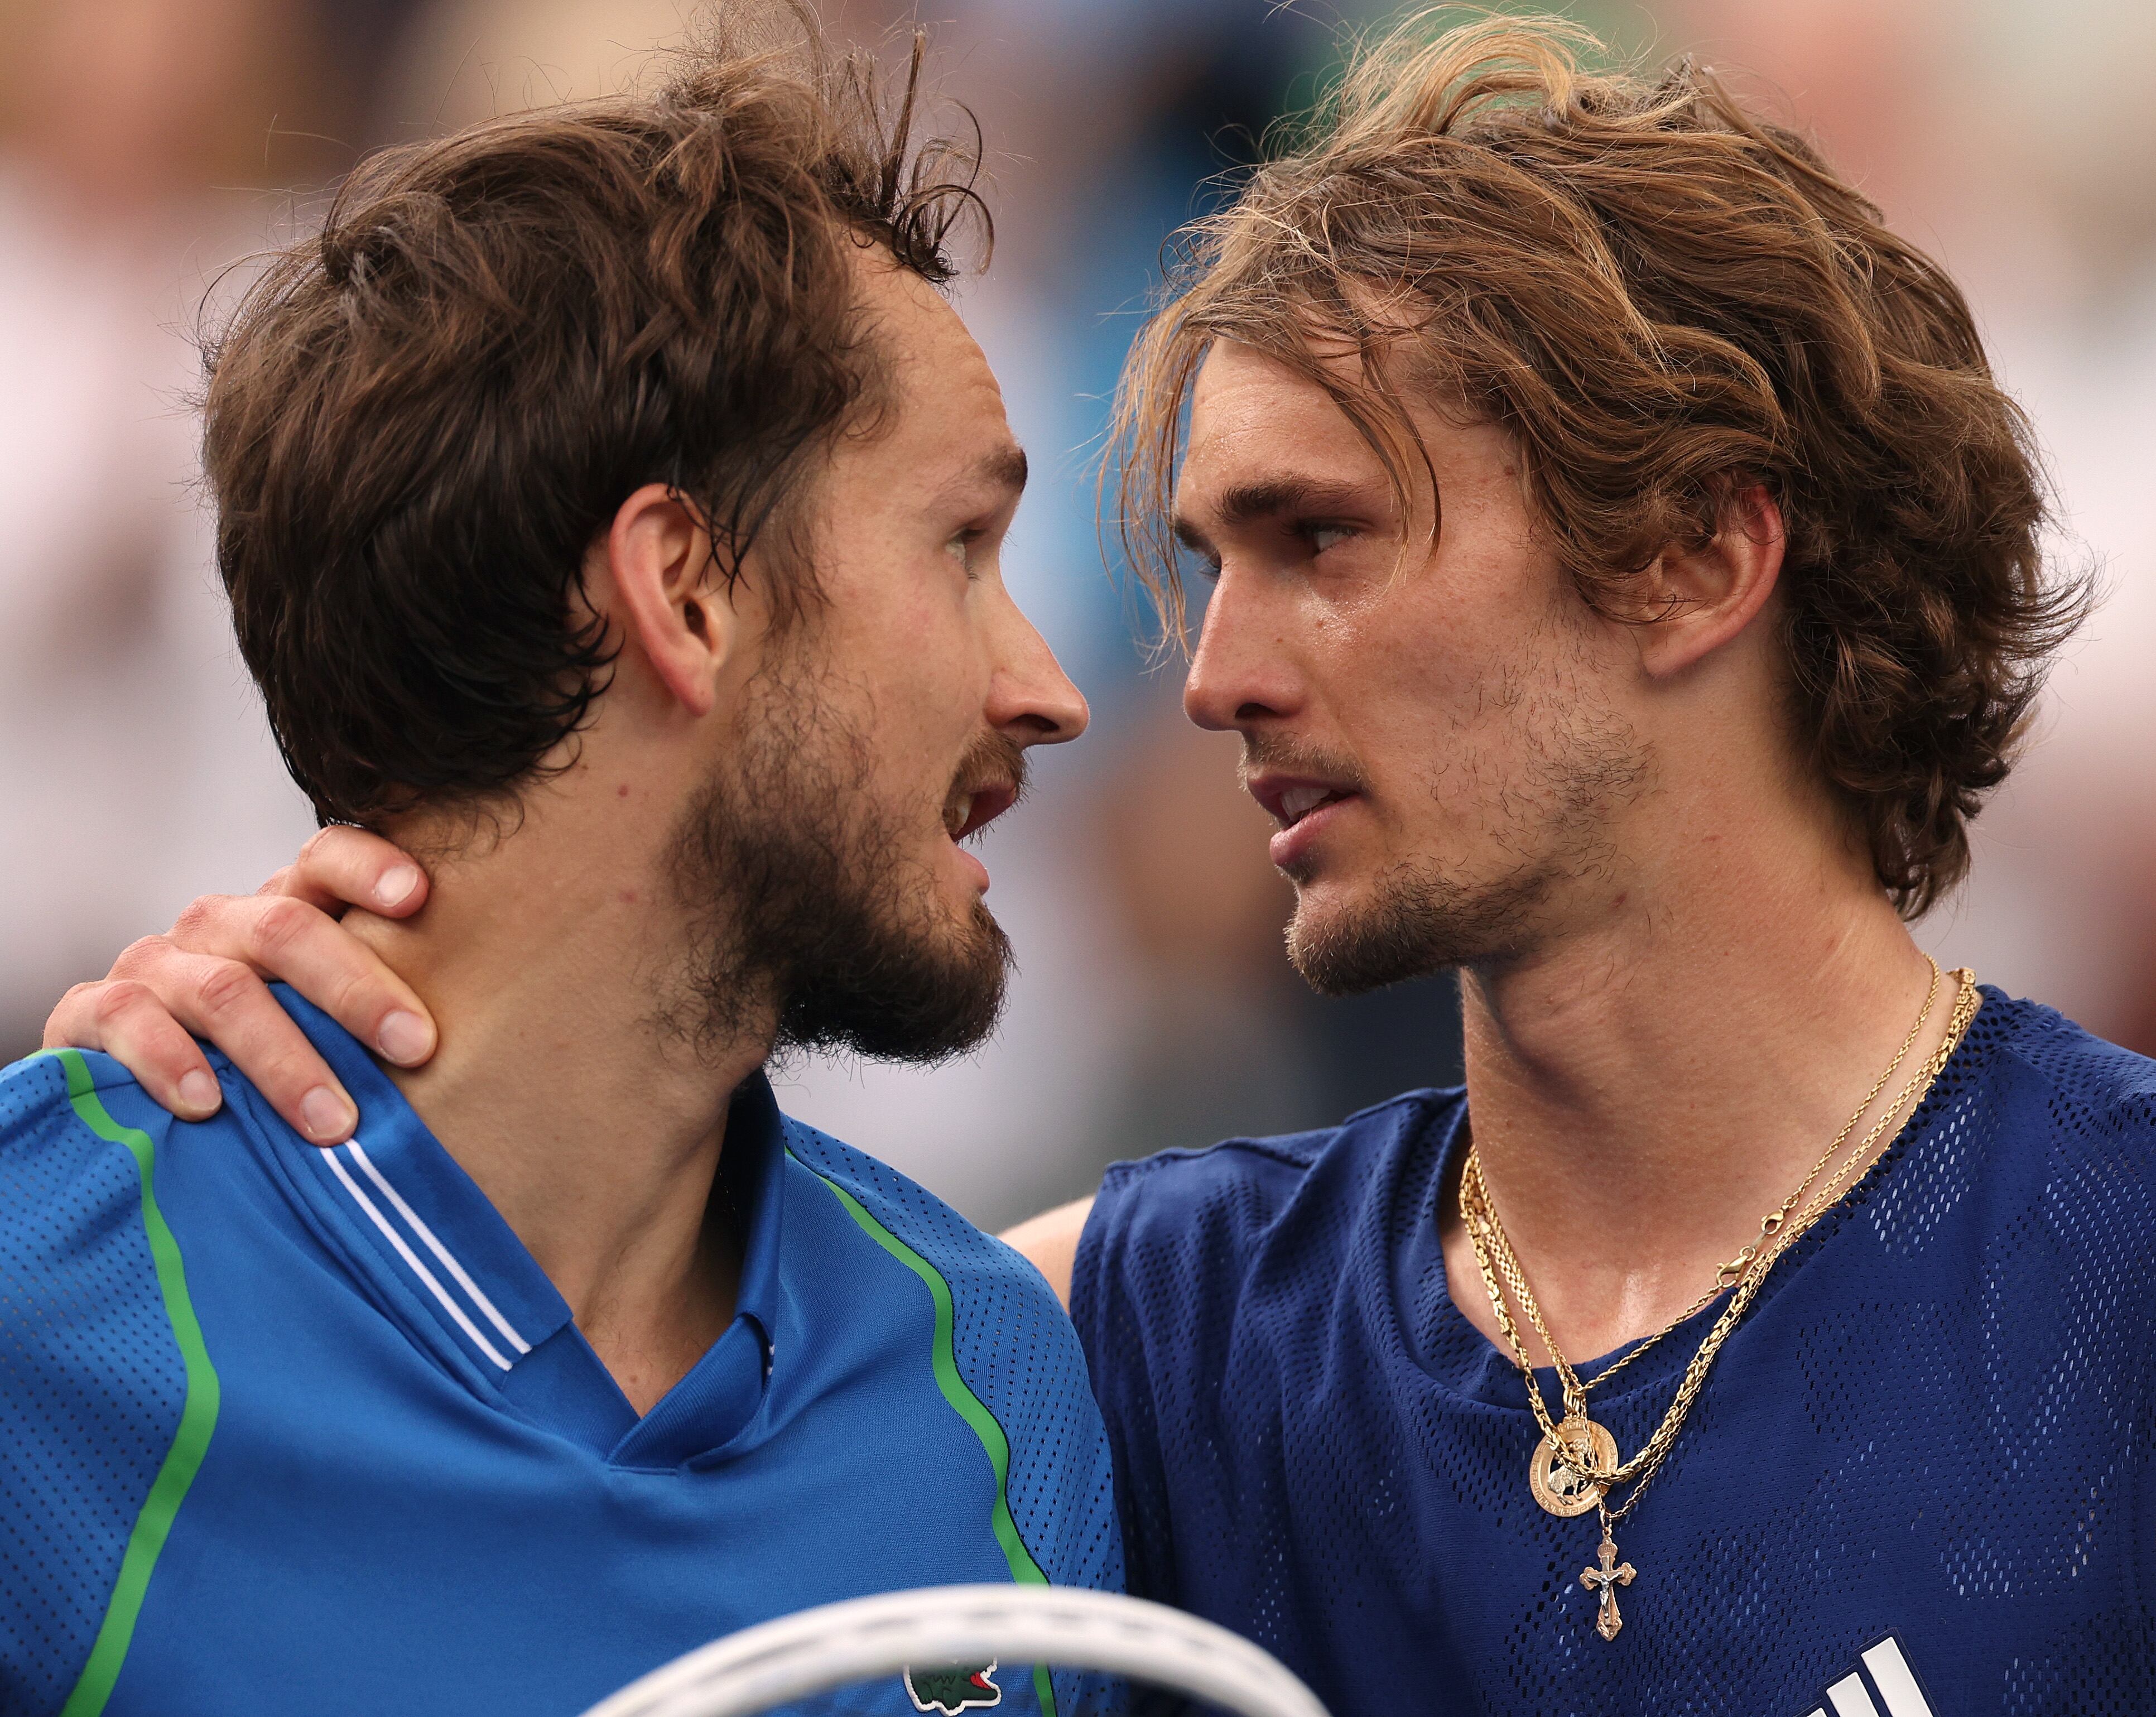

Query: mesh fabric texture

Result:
[0,1054,188,1716]
[1073,990,2156,1716]
[785,1119,1125,1716]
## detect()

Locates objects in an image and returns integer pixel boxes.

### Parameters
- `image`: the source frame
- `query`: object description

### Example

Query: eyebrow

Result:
[1172,475,1373,555]
[945,444,1028,509]
[984,445,1029,494]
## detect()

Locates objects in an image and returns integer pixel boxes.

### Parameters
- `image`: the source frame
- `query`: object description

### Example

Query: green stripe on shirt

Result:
[800,1157,1061,1717]
[51,1050,222,1717]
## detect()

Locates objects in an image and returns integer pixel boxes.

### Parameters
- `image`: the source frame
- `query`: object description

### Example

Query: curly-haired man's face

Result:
[1173,340,1656,993]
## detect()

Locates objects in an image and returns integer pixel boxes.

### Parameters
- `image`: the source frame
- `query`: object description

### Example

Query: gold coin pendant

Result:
[1528,1415,1617,1518]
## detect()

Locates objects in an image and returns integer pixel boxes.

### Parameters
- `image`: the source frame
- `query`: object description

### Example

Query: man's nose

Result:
[988,598,1090,747]
[1183,566,1300,733]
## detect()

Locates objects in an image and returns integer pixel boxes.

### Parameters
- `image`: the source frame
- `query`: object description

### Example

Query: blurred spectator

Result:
[0,0,426,1059]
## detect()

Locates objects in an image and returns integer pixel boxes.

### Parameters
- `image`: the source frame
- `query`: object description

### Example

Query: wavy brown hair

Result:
[203,2,985,827]
[1114,12,2088,917]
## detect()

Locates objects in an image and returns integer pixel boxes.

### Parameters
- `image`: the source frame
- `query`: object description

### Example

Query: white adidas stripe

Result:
[324,1147,516,1372]
[1803,1637,1936,1717]
[1823,1671,1880,1717]
[345,1141,530,1354]
[1860,1639,1937,1717]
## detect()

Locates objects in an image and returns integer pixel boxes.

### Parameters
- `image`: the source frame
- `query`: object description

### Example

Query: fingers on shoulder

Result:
[45,977,222,1120]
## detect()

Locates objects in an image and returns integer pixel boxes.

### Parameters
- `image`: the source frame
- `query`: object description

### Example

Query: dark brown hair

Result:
[1115,12,2088,916]
[202,3,984,826]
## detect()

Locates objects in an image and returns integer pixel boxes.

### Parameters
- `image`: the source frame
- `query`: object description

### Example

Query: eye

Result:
[946,530,981,573]
[1305,523,1355,555]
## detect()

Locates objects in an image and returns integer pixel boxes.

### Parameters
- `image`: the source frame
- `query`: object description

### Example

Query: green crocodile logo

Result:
[902,1660,1002,1714]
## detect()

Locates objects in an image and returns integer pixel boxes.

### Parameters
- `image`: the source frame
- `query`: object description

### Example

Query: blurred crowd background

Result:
[4,0,2153,1230]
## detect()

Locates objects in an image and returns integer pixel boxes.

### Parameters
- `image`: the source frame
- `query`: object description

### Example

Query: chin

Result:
[1286,897,1445,997]
[1285,859,1547,996]
[777,893,1013,1065]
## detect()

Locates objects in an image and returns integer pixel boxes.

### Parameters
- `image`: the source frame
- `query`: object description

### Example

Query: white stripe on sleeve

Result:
[345,1140,531,1353]
[325,1148,514,1372]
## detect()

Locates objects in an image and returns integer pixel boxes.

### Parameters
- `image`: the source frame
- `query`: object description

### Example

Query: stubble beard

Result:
[1279,652,1649,998]
[1286,853,1549,997]
[661,651,1013,1066]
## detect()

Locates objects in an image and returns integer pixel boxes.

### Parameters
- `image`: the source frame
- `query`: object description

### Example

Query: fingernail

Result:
[299,1086,355,1143]
[377,1010,433,1065]
[376,865,422,908]
[177,1070,220,1115]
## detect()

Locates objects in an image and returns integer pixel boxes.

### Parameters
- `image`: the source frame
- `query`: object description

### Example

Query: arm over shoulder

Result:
[998,1196,1094,1310]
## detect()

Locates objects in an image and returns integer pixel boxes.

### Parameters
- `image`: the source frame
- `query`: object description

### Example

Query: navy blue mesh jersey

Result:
[0,988,1120,1717]
[1072,988,2156,1716]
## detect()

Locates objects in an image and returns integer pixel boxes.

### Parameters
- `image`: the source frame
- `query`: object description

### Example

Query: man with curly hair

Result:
[50,11,2155,1717]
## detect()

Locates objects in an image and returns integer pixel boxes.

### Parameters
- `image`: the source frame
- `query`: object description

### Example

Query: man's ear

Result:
[594,482,737,718]
[1632,483,1786,680]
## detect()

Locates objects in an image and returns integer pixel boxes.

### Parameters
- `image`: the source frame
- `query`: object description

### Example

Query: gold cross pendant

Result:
[1580,1530,1636,1641]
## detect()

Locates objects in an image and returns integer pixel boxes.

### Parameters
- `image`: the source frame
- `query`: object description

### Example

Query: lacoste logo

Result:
[1798,1634,1938,1717]
[903,1661,1002,1714]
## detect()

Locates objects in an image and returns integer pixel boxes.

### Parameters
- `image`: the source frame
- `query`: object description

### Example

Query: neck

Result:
[1441,799,1960,1369]
[346,793,772,1416]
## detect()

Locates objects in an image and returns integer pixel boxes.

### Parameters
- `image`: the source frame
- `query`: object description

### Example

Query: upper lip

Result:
[1245,773,1358,830]
[945,777,1019,842]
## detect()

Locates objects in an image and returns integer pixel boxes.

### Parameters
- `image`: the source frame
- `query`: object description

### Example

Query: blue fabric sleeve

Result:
[0,1054,194,1716]
[1072,1139,1319,1610]
[783,1122,1125,1596]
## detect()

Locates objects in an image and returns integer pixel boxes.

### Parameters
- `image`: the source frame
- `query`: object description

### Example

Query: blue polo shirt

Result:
[0,989,1120,1717]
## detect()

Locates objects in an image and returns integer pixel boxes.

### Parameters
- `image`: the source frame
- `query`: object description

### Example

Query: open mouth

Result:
[1249,776,1358,831]
[943,779,1019,844]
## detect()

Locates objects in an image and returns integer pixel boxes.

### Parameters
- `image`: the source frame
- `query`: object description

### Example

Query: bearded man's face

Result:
[658,256,1085,1061]
[668,652,1019,1064]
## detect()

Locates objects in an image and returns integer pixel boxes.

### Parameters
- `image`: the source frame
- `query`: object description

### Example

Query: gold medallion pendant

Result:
[1459,960,1984,1644]
[1527,1415,1616,1517]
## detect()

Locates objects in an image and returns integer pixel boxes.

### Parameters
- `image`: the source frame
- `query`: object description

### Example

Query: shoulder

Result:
[0,1052,208,1705]
[1966,988,2156,1170]
[0,1046,206,1359]
[780,1118,1072,1312]
[1924,989,2156,1270]
[1975,988,2156,1113]
[779,1115,1123,1593]
[0,1047,174,1223]
[1078,1087,1462,1296]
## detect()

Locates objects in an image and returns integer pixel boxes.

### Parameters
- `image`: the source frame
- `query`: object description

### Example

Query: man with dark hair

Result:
[0,18,1117,1717]
[49,12,2156,1717]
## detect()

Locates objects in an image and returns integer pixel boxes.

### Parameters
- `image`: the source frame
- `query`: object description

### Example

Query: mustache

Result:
[952,729,1029,804]
[1236,732,1368,796]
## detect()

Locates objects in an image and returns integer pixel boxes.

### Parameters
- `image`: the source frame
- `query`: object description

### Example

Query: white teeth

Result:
[946,794,974,839]
[1279,786,1332,822]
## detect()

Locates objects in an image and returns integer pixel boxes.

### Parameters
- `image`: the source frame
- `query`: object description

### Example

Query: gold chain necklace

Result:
[1459,963,1980,1642]
[1476,959,1946,1424]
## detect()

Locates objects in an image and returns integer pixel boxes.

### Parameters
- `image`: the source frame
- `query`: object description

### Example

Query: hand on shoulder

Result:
[39,828,440,1144]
